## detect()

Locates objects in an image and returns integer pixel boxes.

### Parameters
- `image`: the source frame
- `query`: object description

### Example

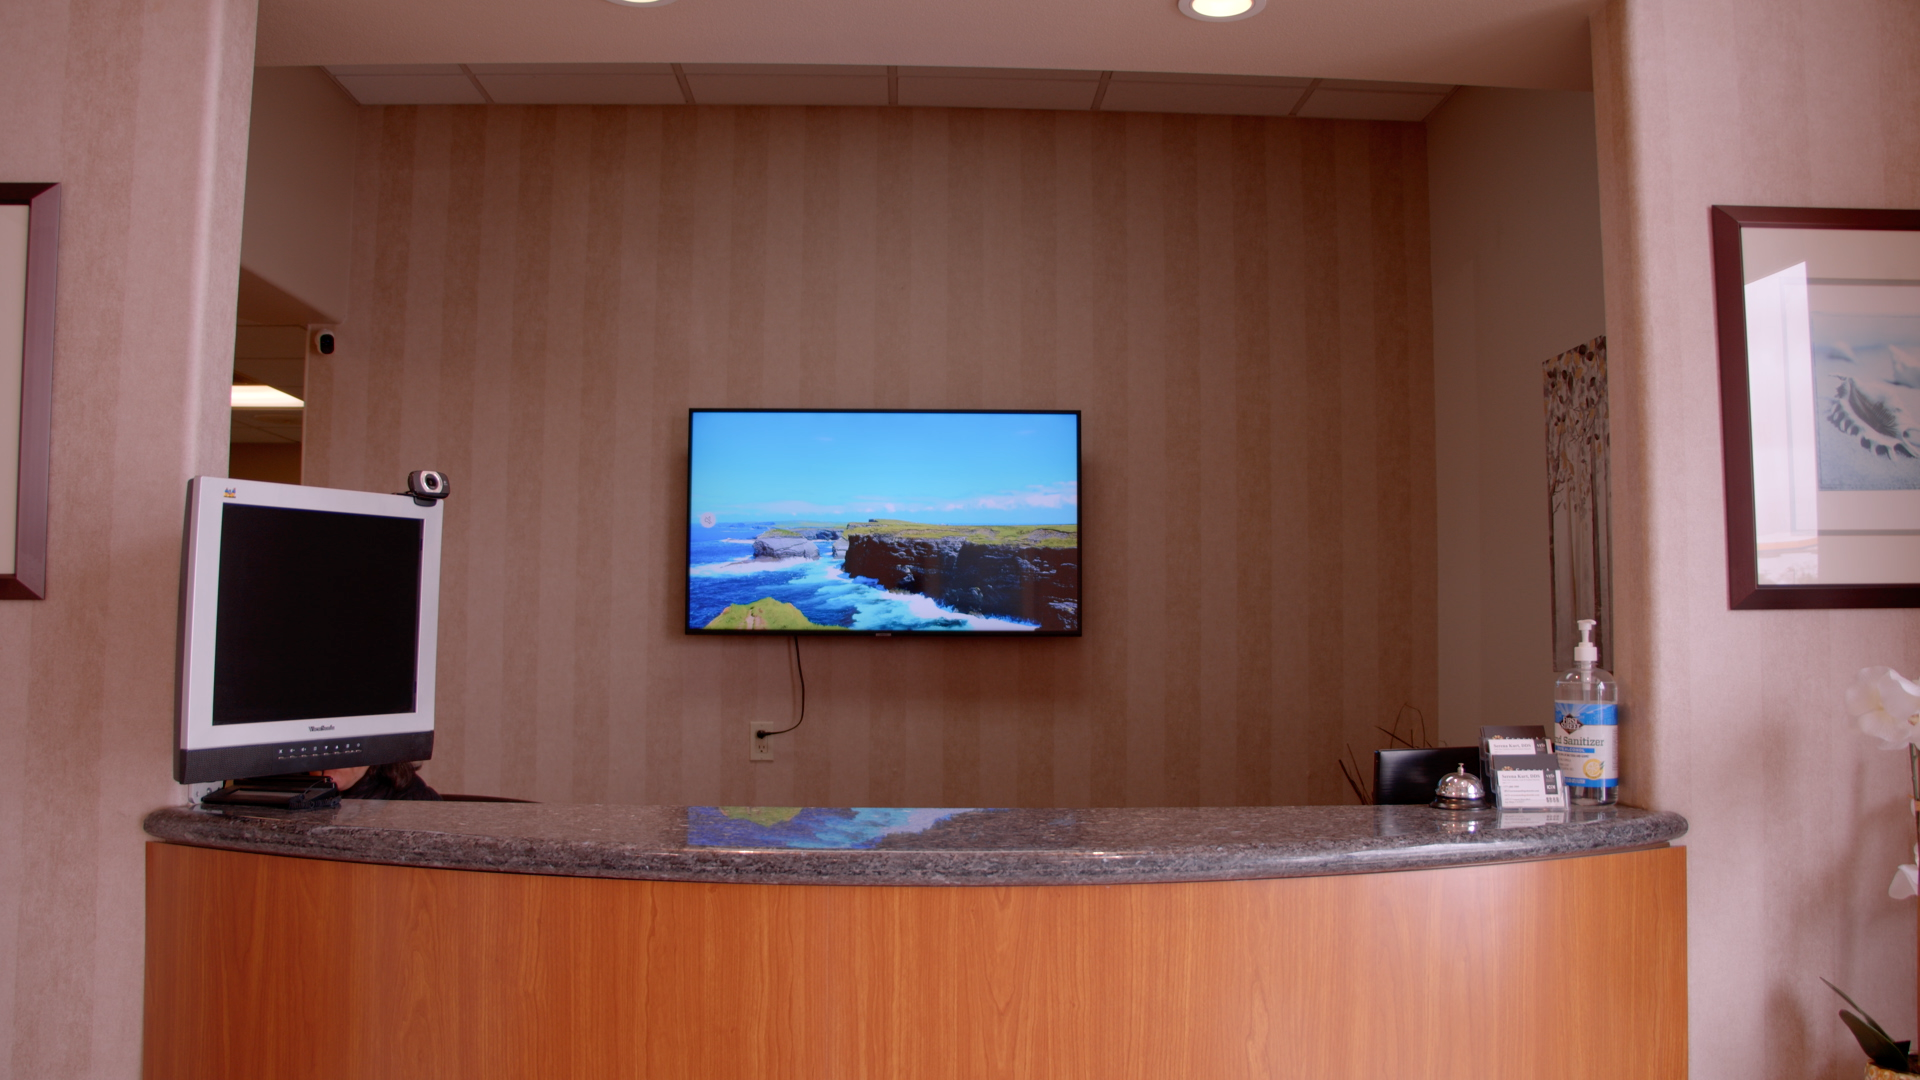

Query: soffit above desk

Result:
[257,0,1595,92]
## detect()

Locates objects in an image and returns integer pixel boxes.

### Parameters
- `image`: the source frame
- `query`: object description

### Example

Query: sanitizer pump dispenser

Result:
[1553,619,1619,807]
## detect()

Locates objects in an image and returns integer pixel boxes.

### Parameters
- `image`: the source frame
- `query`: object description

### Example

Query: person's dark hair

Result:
[340,761,440,801]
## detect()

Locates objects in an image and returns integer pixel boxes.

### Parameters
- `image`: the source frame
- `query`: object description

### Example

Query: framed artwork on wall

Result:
[1713,204,1920,609]
[0,183,59,601]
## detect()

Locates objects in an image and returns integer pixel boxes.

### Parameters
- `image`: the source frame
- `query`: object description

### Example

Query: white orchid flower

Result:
[1847,666,1920,749]
[1893,847,1920,901]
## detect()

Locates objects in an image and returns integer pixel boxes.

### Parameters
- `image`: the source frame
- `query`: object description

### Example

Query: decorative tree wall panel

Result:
[1544,336,1611,670]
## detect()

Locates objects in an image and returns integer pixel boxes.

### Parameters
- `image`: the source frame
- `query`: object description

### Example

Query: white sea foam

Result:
[693,553,1041,631]
[689,557,816,576]
[897,593,1039,631]
[841,589,1037,632]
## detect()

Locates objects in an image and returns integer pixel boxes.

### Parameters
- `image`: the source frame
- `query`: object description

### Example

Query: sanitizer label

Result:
[1553,703,1617,788]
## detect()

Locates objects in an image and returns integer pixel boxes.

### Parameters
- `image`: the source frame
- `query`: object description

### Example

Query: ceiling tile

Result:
[315,63,1458,116]
[897,75,1098,110]
[234,326,308,360]
[233,358,307,398]
[1294,88,1447,121]
[683,72,888,106]
[899,66,1094,81]
[330,72,485,105]
[1315,78,1446,92]
[477,72,684,104]
[230,411,306,444]
[1109,70,1313,87]
[328,64,466,76]
[466,63,673,75]
[1099,81,1307,117]
[680,63,887,77]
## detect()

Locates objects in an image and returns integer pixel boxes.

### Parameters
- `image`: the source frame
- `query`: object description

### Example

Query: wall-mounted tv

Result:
[687,410,1080,635]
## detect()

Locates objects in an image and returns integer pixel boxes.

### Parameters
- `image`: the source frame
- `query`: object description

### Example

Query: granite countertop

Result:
[143,801,1687,886]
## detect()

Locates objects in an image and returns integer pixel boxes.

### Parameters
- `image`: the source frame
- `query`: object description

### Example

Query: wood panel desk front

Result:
[144,839,1685,1080]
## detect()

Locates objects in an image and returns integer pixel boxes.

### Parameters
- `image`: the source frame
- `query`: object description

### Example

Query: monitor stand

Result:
[200,774,342,811]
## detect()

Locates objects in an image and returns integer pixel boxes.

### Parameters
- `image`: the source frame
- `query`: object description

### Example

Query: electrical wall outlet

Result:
[748,721,774,762]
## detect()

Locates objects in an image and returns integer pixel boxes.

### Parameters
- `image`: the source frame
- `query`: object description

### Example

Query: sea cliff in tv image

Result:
[687,411,1080,634]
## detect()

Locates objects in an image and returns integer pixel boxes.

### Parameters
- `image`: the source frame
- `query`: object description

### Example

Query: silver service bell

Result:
[1430,764,1492,811]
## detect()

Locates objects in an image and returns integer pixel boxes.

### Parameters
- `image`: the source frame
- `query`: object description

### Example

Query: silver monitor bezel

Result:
[174,476,443,781]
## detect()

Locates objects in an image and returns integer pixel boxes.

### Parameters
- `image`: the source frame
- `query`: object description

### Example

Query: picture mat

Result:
[1744,263,1817,554]
[1742,225,1920,585]
[0,206,26,576]
[1743,226,1920,285]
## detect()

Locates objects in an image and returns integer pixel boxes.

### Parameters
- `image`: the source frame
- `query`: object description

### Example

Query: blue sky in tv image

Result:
[687,411,1079,633]
[689,411,1078,524]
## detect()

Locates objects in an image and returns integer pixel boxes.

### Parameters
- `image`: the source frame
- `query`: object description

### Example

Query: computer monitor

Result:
[173,477,443,783]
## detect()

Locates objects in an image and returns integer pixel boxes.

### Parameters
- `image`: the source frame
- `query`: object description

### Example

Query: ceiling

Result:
[231,326,306,444]
[261,0,1598,93]
[326,64,1457,122]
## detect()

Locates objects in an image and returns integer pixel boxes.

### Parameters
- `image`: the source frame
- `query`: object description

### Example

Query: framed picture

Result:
[0,183,59,601]
[1713,204,1920,608]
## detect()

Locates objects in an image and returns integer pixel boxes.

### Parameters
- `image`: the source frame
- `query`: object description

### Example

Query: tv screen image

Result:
[687,410,1080,635]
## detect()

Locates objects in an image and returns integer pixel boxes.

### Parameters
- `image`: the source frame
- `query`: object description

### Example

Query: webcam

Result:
[405,470,449,506]
[312,329,337,355]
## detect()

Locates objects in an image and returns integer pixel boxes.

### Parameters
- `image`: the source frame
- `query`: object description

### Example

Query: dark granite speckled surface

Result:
[143,802,1686,886]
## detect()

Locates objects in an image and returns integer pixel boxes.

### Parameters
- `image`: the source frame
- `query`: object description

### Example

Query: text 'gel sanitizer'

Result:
[1554,619,1618,807]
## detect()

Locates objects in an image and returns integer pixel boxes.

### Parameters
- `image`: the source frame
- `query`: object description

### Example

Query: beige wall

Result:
[1427,87,1607,744]
[307,104,1437,808]
[0,0,256,1073]
[239,66,359,324]
[1592,0,1920,1074]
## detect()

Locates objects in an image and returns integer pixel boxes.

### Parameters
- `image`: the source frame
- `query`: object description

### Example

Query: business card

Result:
[1481,724,1553,756]
[1490,752,1567,810]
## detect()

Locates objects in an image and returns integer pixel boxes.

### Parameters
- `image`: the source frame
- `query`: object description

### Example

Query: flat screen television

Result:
[173,477,444,783]
[687,409,1080,635]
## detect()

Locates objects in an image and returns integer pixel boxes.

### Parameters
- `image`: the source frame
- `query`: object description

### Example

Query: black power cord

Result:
[754,634,807,741]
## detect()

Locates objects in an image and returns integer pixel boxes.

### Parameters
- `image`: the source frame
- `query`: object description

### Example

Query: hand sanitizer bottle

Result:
[1554,619,1618,807]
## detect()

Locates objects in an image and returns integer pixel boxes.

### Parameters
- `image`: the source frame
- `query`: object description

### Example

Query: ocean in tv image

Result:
[687,411,1080,633]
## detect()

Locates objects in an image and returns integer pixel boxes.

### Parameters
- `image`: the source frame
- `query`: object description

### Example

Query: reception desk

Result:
[143,802,1687,1079]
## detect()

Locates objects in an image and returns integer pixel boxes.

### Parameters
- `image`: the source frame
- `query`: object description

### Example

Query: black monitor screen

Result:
[211,503,423,725]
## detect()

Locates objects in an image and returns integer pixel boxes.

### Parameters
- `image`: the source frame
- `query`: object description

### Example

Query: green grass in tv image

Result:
[843,520,1078,549]
[703,597,847,631]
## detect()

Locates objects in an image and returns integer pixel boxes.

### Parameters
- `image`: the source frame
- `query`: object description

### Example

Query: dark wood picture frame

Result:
[0,183,59,601]
[1713,204,1920,609]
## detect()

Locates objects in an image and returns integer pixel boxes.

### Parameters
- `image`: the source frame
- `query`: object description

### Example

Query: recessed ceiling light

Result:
[604,0,677,8]
[1179,0,1264,20]
[232,384,305,409]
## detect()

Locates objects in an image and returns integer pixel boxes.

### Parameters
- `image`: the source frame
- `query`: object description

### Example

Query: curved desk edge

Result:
[143,802,1688,886]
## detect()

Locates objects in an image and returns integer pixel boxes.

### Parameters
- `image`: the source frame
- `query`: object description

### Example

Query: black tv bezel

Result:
[684,408,1083,637]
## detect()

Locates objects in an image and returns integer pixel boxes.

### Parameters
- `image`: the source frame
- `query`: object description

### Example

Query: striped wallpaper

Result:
[1592,0,1920,1070]
[307,103,1435,807]
[1,0,257,1070]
